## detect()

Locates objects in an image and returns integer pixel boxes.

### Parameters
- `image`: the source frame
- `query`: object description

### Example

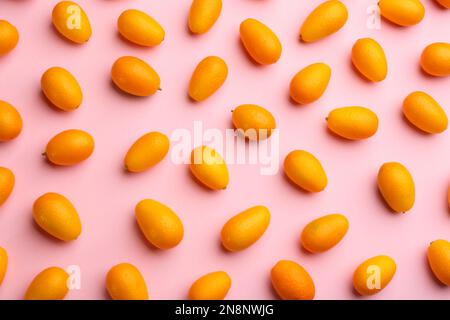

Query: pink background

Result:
[0,0,449,300]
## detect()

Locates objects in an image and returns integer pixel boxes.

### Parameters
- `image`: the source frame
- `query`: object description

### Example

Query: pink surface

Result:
[0,0,449,300]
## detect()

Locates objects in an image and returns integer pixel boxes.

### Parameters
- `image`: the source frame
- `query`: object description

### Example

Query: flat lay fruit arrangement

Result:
[0,0,449,300]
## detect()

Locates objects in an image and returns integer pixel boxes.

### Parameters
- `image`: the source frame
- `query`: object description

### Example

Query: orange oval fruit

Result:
[189,271,231,300]
[111,56,160,97]
[239,18,282,65]
[25,267,69,300]
[0,20,19,55]
[45,129,94,166]
[271,260,315,300]
[0,100,22,142]
[106,263,149,300]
